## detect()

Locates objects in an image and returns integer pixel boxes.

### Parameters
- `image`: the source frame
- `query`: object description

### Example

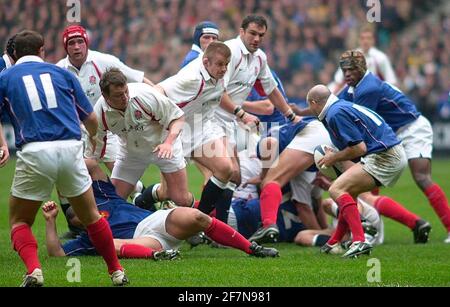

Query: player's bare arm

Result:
[42,201,66,257]
[267,88,301,123]
[153,115,185,159]
[220,92,260,127]
[290,104,314,116]
[242,99,274,115]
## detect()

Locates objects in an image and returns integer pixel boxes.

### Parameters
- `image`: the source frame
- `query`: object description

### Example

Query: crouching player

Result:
[307,84,407,258]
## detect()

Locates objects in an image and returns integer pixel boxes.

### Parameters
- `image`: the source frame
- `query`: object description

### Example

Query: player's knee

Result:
[171,193,192,207]
[214,160,233,181]
[192,209,211,228]
[328,184,343,200]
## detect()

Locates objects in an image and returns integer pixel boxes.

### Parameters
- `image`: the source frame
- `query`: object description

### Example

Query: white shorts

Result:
[361,144,407,187]
[287,120,332,154]
[111,139,186,185]
[396,115,433,159]
[133,208,182,250]
[12,140,92,201]
[215,115,237,146]
[183,119,225,158]
[290,171,316,208]
[82,126,118,163]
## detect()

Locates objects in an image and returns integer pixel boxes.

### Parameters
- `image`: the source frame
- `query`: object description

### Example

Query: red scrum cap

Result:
[62,25,89,51]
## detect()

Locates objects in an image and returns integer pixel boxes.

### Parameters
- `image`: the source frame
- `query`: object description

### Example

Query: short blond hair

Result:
[203,41,231,61]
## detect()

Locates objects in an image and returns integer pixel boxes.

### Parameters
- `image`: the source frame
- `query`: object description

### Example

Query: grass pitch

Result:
[0,158,449,287]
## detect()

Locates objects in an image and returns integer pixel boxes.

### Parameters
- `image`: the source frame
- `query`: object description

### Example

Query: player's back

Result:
[340,73,420,132]
[0,58,91,149]
[325,99,400,154]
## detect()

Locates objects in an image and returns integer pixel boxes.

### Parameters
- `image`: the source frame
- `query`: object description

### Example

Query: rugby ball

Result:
[314,145,344,180]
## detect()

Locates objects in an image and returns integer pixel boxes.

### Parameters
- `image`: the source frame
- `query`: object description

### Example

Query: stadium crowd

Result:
[0,0,448,120]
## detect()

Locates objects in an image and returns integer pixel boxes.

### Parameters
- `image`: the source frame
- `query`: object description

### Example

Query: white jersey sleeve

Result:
[136,83,184,129]
[377,52,397,85]
[97,52,145,83]
[255,52,277,96]
[158,70,200,105]
[84,99,108,159]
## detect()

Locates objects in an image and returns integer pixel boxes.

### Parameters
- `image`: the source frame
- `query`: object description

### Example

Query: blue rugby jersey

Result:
[0,56,92,149]
[321,96,400,154]
[339,72,420,132]
[62,179,152,256]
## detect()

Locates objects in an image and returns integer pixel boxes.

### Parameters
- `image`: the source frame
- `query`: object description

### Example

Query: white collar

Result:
[199,60,212,82]
[348,70,370,94]
[65,49,92,69]
[318,94,339,121]
[237,36,251,55]
[15,55,44,65]
[191,44,202,53]
[2,54,13,68]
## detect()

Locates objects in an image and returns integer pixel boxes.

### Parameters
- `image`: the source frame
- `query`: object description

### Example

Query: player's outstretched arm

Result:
[42,201,66,257]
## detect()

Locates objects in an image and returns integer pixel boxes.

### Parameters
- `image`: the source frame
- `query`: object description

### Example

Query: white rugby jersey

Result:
[330,46,398,93]
[56,50,144,106]
[216,36,277,122]
[87,83,184,158]
[158,56,226,128]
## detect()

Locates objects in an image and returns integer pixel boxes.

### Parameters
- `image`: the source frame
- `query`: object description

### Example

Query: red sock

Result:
[327,215,349,245]
[260,182,282,227]
[11,224,41,274]
[425,184,450,232]
[374,196,419,229]
[337,194,365,242]
[205,218,252,254]
[119,244,155,259]
[86,218,123,274]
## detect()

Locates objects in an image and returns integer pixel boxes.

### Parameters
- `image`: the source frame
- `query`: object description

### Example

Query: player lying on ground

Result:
[42,159,279,259]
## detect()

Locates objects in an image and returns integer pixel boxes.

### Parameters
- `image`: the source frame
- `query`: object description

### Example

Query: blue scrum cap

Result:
[193,21,219,47]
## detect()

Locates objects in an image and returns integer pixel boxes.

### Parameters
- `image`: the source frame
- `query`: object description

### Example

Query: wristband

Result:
[287,112,296,122]
[233,106,243,115]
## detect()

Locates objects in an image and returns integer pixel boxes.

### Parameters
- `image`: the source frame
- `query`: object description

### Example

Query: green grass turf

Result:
[0,158,449,287]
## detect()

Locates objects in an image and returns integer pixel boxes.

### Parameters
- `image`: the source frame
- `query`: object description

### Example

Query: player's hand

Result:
[241,175,262,188]
[318,146,336,168]
[313,172,332,190]
[292,115,302,124]
[153,143,173,159]
[0,144,10,167]
[42,201,59,221]
[241,112,260,131]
